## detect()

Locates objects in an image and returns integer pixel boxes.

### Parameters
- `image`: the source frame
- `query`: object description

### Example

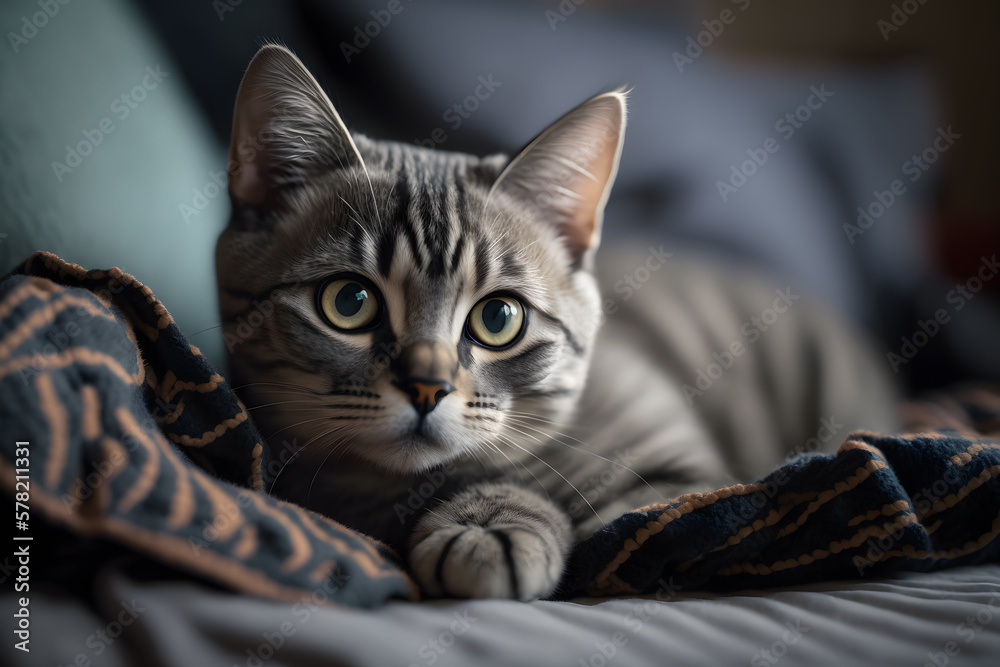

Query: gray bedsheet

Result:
[6,563,999,666]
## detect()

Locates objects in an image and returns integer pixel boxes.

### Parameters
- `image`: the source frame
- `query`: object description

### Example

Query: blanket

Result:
[1,252,998,606]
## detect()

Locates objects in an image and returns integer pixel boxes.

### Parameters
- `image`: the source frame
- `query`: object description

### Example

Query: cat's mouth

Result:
[377,431,454,474]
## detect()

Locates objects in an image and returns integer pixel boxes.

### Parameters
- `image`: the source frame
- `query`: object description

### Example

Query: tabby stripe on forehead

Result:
[449,279,465,325]
[394,169,425,271]
[443,161,467,276]
[376,227,398,277]
[449,234,466,276]
[500,250,526,282]
[473,235,491,292]
[419,186,447,277]
[451,166,468,260]
[349,222,367,261]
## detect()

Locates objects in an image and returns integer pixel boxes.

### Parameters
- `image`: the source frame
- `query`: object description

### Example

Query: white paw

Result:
[409,523,564,600]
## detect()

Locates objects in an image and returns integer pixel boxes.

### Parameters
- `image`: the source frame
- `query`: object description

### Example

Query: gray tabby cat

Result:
[216,45,899,600]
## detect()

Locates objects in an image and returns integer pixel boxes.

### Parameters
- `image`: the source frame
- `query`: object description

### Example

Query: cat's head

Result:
[216,45,625,476]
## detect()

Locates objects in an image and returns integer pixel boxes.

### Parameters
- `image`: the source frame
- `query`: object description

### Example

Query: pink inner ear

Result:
[226,45,368,210]
[488,92,626,265]
[230,160,265,205]
[564,145,619,254]
[228,87,273,205]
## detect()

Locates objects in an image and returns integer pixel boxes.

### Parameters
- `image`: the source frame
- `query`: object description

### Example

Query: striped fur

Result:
[216,46,899,599]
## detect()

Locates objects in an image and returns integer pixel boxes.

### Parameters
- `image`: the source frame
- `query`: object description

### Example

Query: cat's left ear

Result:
[228,44,366,209]
[488,90,627,268]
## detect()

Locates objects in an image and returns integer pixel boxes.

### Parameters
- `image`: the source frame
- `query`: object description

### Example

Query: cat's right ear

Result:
[487,89,627,270]
[228,44,364,211]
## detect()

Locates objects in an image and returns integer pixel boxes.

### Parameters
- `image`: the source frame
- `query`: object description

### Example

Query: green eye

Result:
[467,296,524,348]
[318,276,381,331]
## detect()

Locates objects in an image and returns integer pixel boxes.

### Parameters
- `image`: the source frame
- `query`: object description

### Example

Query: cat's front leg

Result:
[409,482,571,600]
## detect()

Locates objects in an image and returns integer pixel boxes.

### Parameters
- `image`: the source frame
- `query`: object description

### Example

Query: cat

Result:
[216,45,899,600]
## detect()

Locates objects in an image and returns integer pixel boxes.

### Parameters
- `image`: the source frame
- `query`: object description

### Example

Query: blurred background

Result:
[1,0,997,393]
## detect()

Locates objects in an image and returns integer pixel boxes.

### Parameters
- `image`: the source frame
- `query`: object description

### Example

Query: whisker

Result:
[246,399,318,412]
[494,427,604,525]
[268,420,351,493]
[470,431,526,484]
[187,324,223,339]
[506,415,667,503]
[264,415,337,442]
[231,381,325,394]
[492,432,553,503]
[247,400,382,413]
[307,431,359,507]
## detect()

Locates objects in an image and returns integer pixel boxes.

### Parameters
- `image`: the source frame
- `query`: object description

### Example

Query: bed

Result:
[7,563,1000,666]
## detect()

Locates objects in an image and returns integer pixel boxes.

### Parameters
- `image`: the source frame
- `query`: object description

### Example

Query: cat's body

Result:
[216,46,898,600]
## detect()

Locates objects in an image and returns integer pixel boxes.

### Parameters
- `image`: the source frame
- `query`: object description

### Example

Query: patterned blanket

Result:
[1,252,998,606]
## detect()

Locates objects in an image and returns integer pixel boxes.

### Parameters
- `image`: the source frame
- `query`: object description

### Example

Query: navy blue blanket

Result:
[1,252,998,606]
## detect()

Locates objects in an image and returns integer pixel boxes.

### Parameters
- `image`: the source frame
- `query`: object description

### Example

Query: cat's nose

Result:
[396,377,456,416]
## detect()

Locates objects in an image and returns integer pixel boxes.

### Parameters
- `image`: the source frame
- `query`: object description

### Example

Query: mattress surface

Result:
[6,563,999,666]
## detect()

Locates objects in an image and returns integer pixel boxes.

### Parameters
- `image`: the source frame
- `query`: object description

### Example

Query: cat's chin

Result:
[363,434,459,476]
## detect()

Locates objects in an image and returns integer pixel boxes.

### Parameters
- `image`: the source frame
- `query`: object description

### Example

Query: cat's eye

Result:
[467,295,525,348]
[317,275,382,331]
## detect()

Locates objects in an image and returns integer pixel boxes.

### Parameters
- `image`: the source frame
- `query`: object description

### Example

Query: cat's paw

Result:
[410,523,564,600]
